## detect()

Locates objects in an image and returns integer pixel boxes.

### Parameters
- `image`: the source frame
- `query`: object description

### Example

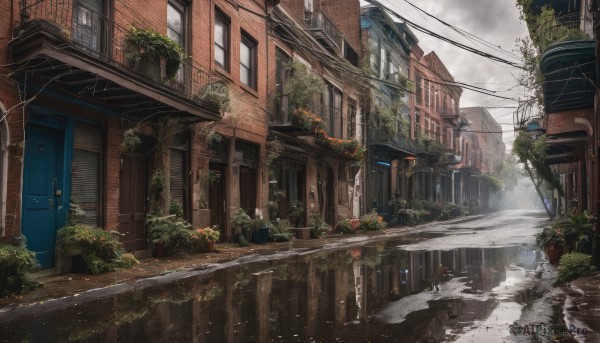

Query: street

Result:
[2,209,580,342]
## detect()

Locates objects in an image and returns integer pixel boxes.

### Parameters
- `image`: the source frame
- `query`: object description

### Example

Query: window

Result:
[324,84,341,136]
[71,124,102,226]
[214,9,229,71]
[304,0,313,12]
[415,75,422,105]
[275,48,290,117]
[347,98,356,138]
[167,1,185,81]
[424,80,430,107]
[380,47,387,78]
[170,134,188,218]
[414,109,421,139]
[73,0,105,52]
[240,33,257,89]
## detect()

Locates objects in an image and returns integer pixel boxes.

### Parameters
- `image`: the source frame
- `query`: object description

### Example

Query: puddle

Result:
[0,238,545,342]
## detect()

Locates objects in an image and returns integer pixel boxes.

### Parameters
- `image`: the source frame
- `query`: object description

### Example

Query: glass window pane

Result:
[240,41,250,66]
[167,4,182,34]
[215,18,225,47]
[215,46,225,66]
[240,66,250,86]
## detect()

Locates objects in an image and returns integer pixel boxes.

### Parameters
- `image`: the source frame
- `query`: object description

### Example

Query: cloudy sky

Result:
[361,0,531,149]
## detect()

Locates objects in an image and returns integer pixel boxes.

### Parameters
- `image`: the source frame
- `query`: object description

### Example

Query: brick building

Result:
[409,45,462,204]
[360,5,418,216]
[267,0,365,227]
[0,0,277,268]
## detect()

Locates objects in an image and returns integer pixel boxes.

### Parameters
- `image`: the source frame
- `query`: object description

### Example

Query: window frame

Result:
[214,8,230,72]
[240,31,257,90]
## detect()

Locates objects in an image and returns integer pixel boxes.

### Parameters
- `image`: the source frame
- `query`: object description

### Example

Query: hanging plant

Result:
[124,26,186,79]
[266,138,285,165]
[120,128,141,153]
[205,130,222,146]
[284,61,325,109]
[197,81,231,112]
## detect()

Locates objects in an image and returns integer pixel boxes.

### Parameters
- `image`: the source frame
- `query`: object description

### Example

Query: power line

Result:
[363,0,525,69]
[397,0,522,61]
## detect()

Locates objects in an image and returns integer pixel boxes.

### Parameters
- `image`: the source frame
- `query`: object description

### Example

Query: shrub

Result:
[0,240,39,297]
[557,253,591,284]
[309,216,331,238]
[146,215,193,254]
[57,225,138,275]
[197,81,231,112]
[360,210,386,231]
[335,219,354,234]
[231,208,252,229]
[269,219,293,242]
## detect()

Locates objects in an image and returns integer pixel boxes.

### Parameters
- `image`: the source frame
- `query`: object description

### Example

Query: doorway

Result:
[22,125,64,268]
[119,155,147,252]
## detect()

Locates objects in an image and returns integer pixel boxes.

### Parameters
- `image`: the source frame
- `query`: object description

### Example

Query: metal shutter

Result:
[170,149,186,212]
[72,148,101,226]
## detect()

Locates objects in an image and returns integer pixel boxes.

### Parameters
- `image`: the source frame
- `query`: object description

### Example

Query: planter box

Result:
[252,227,270,244]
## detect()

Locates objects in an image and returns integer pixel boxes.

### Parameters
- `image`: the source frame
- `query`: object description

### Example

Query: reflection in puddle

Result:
[0,239,542,342]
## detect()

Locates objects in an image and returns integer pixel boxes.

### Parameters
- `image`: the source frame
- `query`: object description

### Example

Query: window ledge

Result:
[214,67,234,83]
[240,84,259,98]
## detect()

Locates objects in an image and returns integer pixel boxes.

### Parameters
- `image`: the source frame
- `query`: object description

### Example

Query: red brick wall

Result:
[320,0,361,53]
[1,0,25,239]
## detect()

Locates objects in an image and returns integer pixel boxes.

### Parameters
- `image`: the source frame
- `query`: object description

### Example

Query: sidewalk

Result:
[562,272,600,341]
[0,214,485,313]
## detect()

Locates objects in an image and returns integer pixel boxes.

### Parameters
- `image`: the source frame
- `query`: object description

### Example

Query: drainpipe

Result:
[451,171,455,204]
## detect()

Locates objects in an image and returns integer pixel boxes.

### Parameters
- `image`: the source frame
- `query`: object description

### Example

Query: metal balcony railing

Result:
[304,11,343,50]
[369,128,418,154]
[537,13,593,52]
[18,0,219,108]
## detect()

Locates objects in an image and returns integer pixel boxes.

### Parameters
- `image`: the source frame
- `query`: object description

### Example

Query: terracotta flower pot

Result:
[544,244,564,264]
[200,241,216,253]
[349,219,361,231]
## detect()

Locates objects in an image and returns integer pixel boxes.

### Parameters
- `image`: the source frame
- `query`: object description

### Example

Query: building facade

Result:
[360,5,418,217]
[0,0,278,268]
[409,46,462,205]
[267,0,365,227]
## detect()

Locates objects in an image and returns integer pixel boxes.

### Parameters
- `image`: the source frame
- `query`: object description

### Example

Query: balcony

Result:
[537,13,596,113]
[439,109,459,120]
[304,11,343,52]
[368,129,417,158]
[9,1,222,122]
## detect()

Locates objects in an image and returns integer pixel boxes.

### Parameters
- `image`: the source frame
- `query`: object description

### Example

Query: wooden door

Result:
[22,126,62,268]
[119,155,147,252]
[240,166,257,218]
[209,163,226,231]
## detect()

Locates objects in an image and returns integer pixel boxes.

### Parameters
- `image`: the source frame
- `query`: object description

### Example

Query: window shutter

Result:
[72,149,101,226]
[170,149,185,211]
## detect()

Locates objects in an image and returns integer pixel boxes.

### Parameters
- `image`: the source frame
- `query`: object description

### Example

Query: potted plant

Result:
[146,214,193,256]
[231,208,252,245]
[0,238,39,297]
[335,219,355,234]
[553,211,594,253]
[288,200,305,227]
[56,224,138,274]
[359,210,387,231]
[189,226,221,253]
[309,216,331,238]
[124,26,186,80]
[536,226,565,264]
[250,218,270,244]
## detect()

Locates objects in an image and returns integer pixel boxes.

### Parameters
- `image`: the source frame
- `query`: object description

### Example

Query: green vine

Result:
[124,26,186,79]
[284,61,325,109]
[266,138,285,165]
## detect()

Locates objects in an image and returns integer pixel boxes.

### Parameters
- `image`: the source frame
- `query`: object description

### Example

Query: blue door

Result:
[22,126,63,269]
